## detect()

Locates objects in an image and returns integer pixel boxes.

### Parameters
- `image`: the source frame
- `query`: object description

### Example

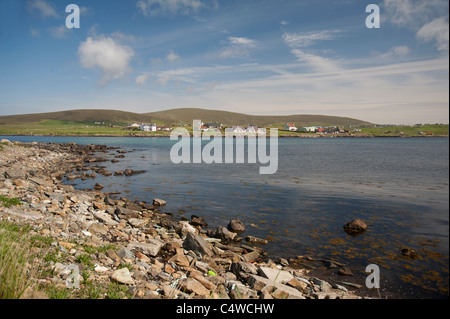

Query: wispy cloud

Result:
[78,36,135,86]
[166,50,180,62]
[416,16,449,51]
[217,36,256,59]
[282,30,341,72]
[383,0,449,51]
[382,0,447,28]
[136,73,149,85]
[136,0,217,16]
[27,0,58,18]
[282,30,338,48]
[372,45,411,60]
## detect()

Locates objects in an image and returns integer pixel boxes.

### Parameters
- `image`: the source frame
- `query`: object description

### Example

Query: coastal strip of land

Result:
[0,138,370,300]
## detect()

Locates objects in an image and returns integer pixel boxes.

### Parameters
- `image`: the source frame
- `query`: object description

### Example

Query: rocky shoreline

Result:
[0,139,369,300]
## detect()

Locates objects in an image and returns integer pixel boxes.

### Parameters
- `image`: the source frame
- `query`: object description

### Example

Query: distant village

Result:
[124,121,441,135]
[125,121,363,134]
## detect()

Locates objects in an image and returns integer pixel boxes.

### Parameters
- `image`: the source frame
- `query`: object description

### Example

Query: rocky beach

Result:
[0,139,373,300]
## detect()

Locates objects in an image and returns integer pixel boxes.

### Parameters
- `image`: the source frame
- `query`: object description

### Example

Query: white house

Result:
[231,126,245,133]
[304,126,320,132]
[128,123,140,129]
[257,127,267,134]
[139,123,157,132]
[246,125,257,133]
[284,123,298,131]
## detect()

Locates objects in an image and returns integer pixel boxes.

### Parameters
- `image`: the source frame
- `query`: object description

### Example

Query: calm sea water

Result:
[3,135,449,298]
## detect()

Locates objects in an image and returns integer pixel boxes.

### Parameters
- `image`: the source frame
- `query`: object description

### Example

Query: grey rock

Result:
[153,198,166,206]
[247,275,306,299]
[258,266,294,284]
[117,247,135,260]
[92,211,118,226]
[208,226,236,243]
[227,218,245,234]
[111,268,135,285]
[127,239,164,257]
[182,231,214,257]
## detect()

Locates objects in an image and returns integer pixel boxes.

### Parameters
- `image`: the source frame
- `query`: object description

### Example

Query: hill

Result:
[0,108,372,128]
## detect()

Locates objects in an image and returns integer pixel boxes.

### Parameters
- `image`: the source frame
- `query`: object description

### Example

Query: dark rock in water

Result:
[323,260,338,269]
[343,219,367,234]
[190,215,208,227]
[208,226,236,243]
[94,183,104,190]
[339,267,354,276]
[153,198,166,206]
[227,218,245,234]
[114,171,124,176]
[401,248,419,259]
[245,235,268,245]
[124,168,146,176]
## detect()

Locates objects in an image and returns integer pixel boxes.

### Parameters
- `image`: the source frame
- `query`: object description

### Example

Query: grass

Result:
[0,195,21,208]
[0,221,44,299]
[358,124,449,137]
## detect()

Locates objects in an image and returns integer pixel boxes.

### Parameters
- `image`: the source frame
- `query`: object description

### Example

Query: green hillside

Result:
[144,108,372,127]
[0,108,372,129]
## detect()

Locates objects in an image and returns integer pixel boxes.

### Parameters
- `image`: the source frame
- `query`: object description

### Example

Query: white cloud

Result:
[136,73,150,85]
[416,17,449,51]
[27,0,58,18]
[289,49,340,73]
[383,0,449,51]
[136,0,216,16]
[282,31,338,48]
[218,36,256,59]
[282,31,341,72]
[166,50,180,62]
[374,45,411,60]
[228,37,255,46]
[382,0,447,28]
[78,36,135,86]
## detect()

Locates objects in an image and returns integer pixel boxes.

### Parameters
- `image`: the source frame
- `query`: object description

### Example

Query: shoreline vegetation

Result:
[0,124,449,138]
[0,139,381,300]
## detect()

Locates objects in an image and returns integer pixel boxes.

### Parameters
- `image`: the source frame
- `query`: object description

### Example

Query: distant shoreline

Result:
[1,133,448,138]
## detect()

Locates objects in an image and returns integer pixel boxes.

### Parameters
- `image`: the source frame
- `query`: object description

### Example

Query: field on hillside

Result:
[0,118,447,137]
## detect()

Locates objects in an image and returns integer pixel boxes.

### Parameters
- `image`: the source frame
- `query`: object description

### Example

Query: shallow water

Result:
[3,135,449,298]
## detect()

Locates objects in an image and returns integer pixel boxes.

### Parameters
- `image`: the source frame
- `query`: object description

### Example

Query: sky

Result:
[0,0,448,124]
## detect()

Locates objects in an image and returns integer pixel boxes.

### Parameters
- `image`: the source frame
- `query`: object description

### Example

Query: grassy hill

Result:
[0,108,447,137]
[0,108,372,128]
[145,108,372,127]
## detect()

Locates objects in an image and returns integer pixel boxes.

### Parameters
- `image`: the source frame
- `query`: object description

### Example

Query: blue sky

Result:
[0,0,448,124]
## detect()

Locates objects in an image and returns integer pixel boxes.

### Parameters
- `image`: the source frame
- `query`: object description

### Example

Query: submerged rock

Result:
[227,218,245,234]
[343,219,368,234]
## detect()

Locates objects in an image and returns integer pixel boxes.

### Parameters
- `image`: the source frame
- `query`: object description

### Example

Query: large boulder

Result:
[227,218,245,234]
[343,219,367,234]
[208,226,237,243]
[183,231,214,257]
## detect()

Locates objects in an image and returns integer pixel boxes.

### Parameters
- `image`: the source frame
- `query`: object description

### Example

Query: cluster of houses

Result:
[126,123,172,132]
[199,122,267,134]
[126,121,360,134]
[283,123,361,133]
